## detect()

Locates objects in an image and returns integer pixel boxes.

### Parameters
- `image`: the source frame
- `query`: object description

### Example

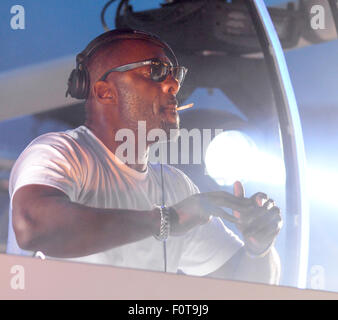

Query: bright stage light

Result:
[206,131,338,209]
[205,130,286,186]
[205,130,257,186]
[306,166,338,208]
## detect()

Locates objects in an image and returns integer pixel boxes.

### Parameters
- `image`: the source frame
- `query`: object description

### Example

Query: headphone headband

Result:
[66,29,178,100]
[79,29,177,65]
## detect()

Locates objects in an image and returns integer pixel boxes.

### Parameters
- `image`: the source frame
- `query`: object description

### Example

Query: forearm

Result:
[209,246,281,285]
[14,195,159,258]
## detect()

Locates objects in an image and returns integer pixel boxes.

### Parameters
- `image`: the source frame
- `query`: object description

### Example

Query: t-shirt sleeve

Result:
[178,217,244,276]
[9,133,83,205]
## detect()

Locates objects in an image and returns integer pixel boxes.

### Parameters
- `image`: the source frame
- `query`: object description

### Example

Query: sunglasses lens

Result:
[174,67,187,85]
[151,62,168,82]
[150,61,187,85]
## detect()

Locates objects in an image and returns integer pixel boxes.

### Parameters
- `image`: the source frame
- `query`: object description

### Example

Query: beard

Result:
[159,119,180,141]
[117,83,180,140]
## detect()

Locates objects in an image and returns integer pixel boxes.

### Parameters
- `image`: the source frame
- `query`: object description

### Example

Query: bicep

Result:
[13,184,70,214]
[12,184,71,248]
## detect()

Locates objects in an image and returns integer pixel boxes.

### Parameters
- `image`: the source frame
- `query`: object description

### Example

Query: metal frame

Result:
[246,0,309,288]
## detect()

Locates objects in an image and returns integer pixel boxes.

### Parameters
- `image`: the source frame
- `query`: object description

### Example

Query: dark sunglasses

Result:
[99,58,188,86]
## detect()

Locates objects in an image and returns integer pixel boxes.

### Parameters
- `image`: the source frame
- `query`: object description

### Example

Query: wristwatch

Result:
[154,206,178,241]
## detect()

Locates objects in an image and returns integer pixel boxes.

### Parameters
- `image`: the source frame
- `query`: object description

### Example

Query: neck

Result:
[85,120,149,173]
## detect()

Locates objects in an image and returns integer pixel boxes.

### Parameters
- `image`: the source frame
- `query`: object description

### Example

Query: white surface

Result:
[1,253,338,300]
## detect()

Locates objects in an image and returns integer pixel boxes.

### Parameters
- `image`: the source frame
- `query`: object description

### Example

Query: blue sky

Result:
[0,0,112,71]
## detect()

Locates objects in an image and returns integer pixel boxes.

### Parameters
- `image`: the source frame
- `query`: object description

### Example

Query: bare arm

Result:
[12,184,162,258]
[12,184,210,259]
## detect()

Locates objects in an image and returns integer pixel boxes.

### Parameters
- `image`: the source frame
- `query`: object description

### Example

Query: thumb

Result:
[233,180,244,219]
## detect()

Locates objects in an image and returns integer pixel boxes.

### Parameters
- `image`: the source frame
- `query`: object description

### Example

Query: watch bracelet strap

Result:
[154,206,178,241]
[154,206,170,241]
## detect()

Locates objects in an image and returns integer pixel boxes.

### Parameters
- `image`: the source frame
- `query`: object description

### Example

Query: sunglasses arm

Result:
[99,61,152,81]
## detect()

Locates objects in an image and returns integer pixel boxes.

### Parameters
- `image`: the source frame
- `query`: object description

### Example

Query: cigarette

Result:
[176,103,194,111]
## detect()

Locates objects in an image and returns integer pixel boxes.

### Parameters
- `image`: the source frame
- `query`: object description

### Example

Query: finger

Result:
[263,199,275,210]
[241,208,282,239]
[247,199,280,222]
[213,207,239,223]
[234,180,245,198]
[233,181,244,219]
[239,205,281,230]
[198,191,252,212]
[251,192,268,207]
[200,199,239,224]
[235,202,275,224]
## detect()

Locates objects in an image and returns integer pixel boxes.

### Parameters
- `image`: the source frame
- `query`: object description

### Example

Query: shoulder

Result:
[9,127,88,200]
[26,127,84,150]
[10,127,87,183]
[15,126,92,164]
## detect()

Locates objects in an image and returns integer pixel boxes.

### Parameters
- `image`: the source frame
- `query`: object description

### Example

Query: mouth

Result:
[160,98,178,112]
[159,102,179,126]
[162,104,178,112]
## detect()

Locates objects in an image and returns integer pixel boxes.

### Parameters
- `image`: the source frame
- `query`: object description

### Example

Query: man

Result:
[7,29,282,284]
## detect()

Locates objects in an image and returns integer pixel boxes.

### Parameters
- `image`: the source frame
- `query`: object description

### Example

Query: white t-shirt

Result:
[7,125,243,276]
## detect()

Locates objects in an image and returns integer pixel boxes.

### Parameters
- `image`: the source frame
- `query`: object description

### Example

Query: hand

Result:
[170,193,212,236]
[233,181,283,257]
[170,190,247,236]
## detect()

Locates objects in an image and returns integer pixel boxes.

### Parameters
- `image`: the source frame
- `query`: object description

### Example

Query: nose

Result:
[160,73,180,95]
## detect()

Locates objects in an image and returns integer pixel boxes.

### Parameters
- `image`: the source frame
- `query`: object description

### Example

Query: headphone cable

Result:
[160,163,168,273]
[101,0,117,31]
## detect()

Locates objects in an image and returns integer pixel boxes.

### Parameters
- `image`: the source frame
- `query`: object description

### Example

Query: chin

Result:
[161,119,180,139]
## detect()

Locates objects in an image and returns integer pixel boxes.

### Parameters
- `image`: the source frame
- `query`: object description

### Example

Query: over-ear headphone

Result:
[66,28,178,100]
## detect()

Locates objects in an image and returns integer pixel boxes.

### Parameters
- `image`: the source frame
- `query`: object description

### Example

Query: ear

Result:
[93,81,118,105]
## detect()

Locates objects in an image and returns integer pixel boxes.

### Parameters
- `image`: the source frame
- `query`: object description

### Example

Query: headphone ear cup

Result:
[66,65,90,99]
